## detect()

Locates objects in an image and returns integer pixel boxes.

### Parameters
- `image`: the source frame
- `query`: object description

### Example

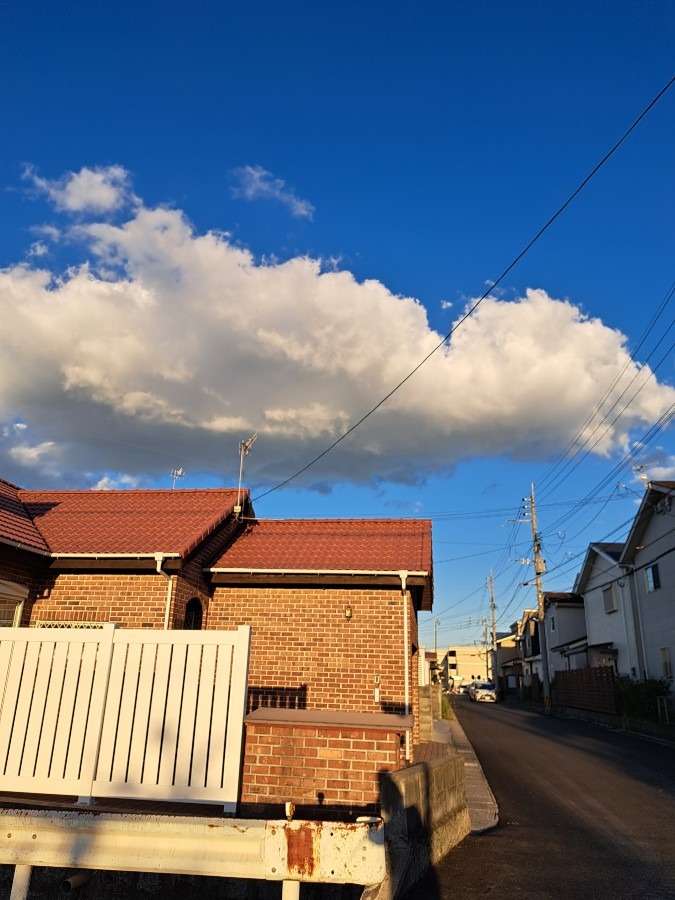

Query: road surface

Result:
[407,698,675,900]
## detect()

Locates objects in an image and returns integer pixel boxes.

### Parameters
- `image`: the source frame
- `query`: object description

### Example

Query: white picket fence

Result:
[0,625,251,813]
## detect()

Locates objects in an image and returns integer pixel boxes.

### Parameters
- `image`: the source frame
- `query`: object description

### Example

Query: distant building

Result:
[440,644,489,688]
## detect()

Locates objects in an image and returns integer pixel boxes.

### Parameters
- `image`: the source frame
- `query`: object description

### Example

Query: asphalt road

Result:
[407,698,675,900]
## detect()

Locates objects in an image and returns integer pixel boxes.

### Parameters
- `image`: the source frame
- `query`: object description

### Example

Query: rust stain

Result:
[285,822,320,876]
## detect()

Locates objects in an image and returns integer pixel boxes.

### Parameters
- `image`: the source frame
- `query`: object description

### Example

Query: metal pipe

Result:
[400,570,411,762]
[282,881,301,900]
[60,870,92,894]
[10,865,32,900]
[155,553,174,630]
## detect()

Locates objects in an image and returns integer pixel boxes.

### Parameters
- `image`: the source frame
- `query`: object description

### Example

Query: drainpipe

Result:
[155,553,174,630]
[623,564,647,678]
[399,570,411,762]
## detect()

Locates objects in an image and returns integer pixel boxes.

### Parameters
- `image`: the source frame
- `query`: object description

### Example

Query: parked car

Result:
[469,681,497,702]
[458,682,471,694]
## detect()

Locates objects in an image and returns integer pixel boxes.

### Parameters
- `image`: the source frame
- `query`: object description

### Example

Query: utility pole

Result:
[525,484,551,712]
[482,617,490,680]
[489,571,497,681]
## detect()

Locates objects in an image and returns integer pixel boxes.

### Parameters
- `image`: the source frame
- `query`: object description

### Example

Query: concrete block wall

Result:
[364,754,471,900]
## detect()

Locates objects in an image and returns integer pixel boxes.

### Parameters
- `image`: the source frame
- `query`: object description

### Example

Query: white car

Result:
[469,681,497,702]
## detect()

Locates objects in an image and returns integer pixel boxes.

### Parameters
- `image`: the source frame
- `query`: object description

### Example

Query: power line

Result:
[537,280,675,497]
[253,75,675,503]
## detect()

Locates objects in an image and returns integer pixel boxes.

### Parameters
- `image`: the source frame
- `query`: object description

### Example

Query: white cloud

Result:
[27,241,48,258]
[23,164,134,214]
[8,439,62,478]
[231,165,315,219]
[91,474,143,491]
[1,178,674,489]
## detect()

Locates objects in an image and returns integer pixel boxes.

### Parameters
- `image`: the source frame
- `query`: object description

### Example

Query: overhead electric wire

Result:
[545,401,675,538]
[538,326,675,502]
[252,75,675,503]
[537,280,675,497]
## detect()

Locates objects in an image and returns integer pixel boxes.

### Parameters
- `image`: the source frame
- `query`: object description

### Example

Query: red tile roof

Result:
[210,518,432,573]
[15,488,244,558]
[0,478,50,553]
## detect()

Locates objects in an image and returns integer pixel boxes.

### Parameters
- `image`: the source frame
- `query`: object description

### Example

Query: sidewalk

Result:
[413,714,499,833]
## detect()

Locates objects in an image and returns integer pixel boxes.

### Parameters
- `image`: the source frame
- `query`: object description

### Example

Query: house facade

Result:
[0,477,433,813]
[574,542,643,678]
[543,592,585,675]
[620,482,675,684]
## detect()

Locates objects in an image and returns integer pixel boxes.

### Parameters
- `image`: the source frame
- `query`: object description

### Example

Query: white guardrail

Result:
[2,812,386,899]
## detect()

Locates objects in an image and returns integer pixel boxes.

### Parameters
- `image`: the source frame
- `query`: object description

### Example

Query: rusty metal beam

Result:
[2,811,385,888]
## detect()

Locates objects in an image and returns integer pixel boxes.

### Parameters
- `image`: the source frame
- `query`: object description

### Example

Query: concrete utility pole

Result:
[525,484,551,712]
[489,571,497,681]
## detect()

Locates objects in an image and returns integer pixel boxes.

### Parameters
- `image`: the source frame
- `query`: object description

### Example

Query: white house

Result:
[619,482,675,687]
[543,592,585,674]
[573,542,642,678]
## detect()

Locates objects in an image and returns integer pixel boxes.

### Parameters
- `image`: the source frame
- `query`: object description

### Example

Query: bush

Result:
[614,675,672,723]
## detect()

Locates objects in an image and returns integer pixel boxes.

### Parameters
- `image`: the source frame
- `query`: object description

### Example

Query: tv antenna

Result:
[236,433,257,514]
[171,467,185,489]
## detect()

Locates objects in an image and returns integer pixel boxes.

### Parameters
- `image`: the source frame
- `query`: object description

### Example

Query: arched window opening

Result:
[183,598,203,631]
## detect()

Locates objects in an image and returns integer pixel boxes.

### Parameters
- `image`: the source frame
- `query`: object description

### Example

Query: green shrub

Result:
[441,693,455,720]
[614,675,672,723]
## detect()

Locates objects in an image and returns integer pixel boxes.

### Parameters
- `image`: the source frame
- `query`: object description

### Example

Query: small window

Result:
[183,598,203,630]
[603,586,618,614]
[661,647,672,679]
[646,564,661,593]
[0,601,18,627]
[550,616,556,633]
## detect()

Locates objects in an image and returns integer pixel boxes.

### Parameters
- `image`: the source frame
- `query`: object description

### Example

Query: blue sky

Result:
[1,1,674,649]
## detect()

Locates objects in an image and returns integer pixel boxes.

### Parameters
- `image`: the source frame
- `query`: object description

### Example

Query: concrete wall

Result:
[363,754,470,900]
[418,685,442,741]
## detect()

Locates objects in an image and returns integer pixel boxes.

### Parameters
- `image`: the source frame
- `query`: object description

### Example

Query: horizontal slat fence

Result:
[554,666,616,714]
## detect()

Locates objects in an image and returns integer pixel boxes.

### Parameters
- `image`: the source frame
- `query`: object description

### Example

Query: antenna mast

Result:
[236,433,257,514]
[171,467,185,489]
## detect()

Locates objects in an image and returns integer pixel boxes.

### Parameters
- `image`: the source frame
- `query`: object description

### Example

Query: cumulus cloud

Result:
[1,170,674,489]
[231,165,315,219]
[23,164,134,214]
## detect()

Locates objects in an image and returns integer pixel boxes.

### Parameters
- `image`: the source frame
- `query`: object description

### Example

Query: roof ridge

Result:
[19,487,242,496]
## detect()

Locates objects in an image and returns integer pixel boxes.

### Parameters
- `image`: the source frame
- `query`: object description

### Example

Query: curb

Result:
[444,712,499,833]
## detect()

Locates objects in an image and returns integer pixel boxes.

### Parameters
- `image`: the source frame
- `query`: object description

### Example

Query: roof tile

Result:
[0,478,50,553]
[211,518,432,572]
[17,488,244,557]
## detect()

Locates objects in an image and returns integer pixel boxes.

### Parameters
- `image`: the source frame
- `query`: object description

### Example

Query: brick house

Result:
[0,478,433,815]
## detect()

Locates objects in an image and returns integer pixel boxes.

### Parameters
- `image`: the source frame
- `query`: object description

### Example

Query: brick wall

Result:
[24,571,170,628]
[210,584,419,732]
[240,720,403,817]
